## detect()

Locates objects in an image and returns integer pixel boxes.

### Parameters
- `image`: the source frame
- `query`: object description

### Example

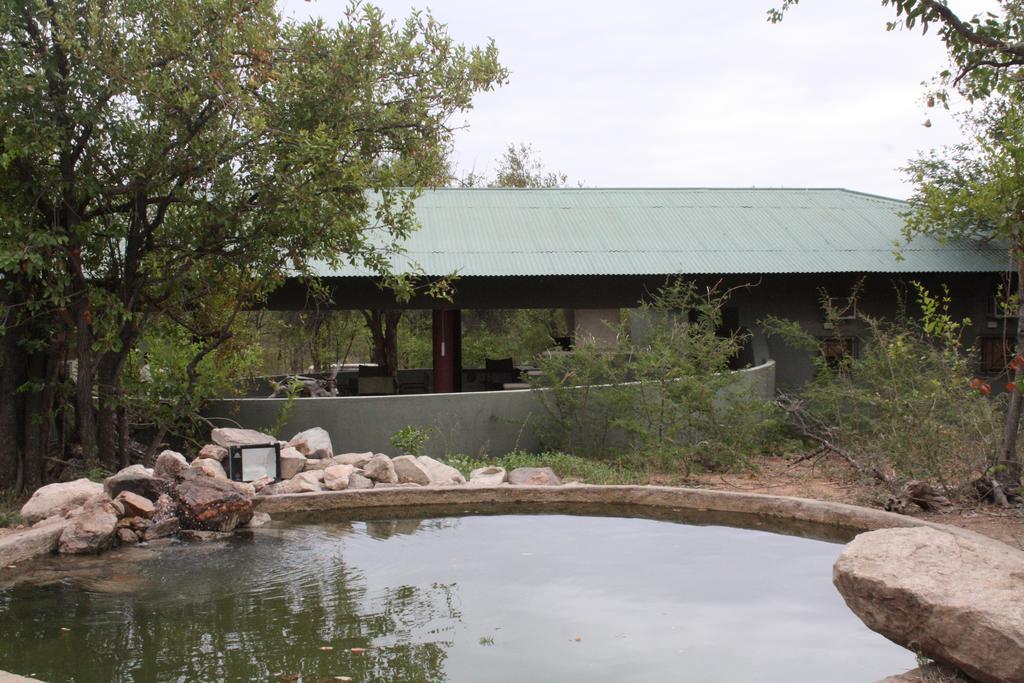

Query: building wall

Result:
[204,361,776,458]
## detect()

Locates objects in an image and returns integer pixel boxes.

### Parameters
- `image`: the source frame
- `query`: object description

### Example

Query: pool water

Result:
[0,513,915,682]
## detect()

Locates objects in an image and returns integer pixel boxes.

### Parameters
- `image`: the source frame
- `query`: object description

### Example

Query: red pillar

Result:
[432,309,462,393]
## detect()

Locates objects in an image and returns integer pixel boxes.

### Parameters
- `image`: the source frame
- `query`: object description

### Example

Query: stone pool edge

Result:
[253,482,988,542]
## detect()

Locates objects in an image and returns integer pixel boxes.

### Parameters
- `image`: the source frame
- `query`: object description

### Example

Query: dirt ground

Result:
[683,455,1024,550]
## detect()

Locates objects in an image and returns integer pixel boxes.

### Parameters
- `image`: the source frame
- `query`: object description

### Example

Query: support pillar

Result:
[432,309,462,393]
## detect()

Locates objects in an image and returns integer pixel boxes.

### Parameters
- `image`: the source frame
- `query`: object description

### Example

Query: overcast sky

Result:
[279,0,993,199]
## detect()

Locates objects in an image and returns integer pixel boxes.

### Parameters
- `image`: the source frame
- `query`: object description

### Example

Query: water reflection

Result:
[0,514,914,682]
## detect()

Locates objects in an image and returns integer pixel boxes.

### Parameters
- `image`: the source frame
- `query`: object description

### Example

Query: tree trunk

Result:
[998,256,1024,486]
[0,330,27,490]
[363,310,402,376]
[73,298,98,463]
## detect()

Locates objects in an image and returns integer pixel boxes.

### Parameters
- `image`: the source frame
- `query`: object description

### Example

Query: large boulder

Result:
[468,466,507,486]
[172,470,253,532]
[58,497,119,554]
[288,427,333,460]
[104,464,169,502]
[0,520,67,566]
[279,446,307,480]
[392,455,431,486]
[19,478,104,524]
[210,427,276,448]
[416,456,466,485]
[833,526,1024,683]
[154,450,189,478]
[507,467,561,486]
[364,454,398,484]
[323,464,355,491]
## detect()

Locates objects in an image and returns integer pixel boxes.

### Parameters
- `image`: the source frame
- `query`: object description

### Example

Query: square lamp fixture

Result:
[229,443,280,483]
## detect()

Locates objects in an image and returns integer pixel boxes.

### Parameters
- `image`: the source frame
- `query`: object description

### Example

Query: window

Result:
[820,337,859,368]
[980,337,1014,373]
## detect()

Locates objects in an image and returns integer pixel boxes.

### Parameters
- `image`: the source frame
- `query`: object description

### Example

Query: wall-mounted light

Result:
[228,443,280,482]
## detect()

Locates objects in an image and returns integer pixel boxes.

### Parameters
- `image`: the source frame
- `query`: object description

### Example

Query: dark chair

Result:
[484,357,520,390]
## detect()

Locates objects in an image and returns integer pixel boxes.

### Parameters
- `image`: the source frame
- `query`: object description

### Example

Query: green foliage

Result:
[766,285,1003,490]
[84,466,113,484]
[390,425,432,456]
[445,451,663,486]
[530,280,778,472]
[0,488,23,528]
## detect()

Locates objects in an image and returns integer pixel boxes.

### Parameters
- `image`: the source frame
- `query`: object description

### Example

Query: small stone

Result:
[116,528,140,545]
[288,427,334,460]
[319,646,334,652]
[350,648,366,653]
[347,472,374,490]
[197,444,229,462]
[507,467,561,486]
[154,450,189,478]
[251,475,273,492]
[244,512,272,528]
[115,491,155,519]
[363,455,398,484]
[332,452,373,468]
[323,464,355,491]
[468,466,507,486]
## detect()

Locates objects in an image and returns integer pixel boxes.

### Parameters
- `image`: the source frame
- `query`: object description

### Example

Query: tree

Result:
[458,142,568,188]
[0,0,506,490]
[771,1,1024,485]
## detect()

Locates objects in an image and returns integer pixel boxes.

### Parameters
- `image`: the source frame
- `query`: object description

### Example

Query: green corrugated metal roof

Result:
[313,188,1008,277]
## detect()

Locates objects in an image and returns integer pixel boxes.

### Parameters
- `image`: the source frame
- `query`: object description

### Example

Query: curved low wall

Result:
[204,360,776,458]
[253,483,993,545]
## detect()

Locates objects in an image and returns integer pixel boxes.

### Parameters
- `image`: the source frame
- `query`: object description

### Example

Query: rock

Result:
[210,427,277,448]
[104,465,169,502]
[333,452,373,468]
[197,444,229,462]
[302,458,331,472]
[288,427,334,459]
[58,498,119,554]
[117,528,140,545]
[468,466,507,486]
[143,494,180,540]
[0,520,67,566]
[19,478,104,524]
[833,526,1024,683]
[118,516,149,532]
[507,467,561,486]
[878,662,972,682]
[279,446,307,480]
[189,458,228,480]
[115,491,155,519]
[179,529,233,542]
[416,456,466,485]
[251,475,273,492]
[230,481,256,497]
[348,472,374,490]
[243,511,272,528]
[153,450,189,478]
[364,454,398,484]
[392,455,431,486]
[279,471,324,494]
[323,464,355,491]
[172,470,253,532]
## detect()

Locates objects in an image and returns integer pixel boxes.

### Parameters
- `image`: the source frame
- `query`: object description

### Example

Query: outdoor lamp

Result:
[228,443,281,482]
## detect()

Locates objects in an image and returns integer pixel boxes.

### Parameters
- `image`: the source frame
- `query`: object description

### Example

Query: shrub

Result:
[391,425,432,456]
[530,279,779,473]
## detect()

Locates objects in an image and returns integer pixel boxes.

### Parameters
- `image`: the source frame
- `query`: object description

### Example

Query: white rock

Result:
[416,456,466,485]
[288,427,334,460]
[323,464,355,491]
[392,455,431,485]
[197,444,229,462]
[58,498,119,554]
[279,446,307,479]
[20,479,104,524]
[468,466,507,486]
[153,450,189,478]
[280,471,323,494]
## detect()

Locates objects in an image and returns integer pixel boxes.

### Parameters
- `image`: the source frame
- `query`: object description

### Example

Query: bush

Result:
[530,279,779,473]
[765,283,1003,493]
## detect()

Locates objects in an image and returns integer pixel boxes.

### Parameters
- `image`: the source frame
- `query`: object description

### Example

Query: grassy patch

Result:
[445,451,688,486]
[0,488,25,528]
